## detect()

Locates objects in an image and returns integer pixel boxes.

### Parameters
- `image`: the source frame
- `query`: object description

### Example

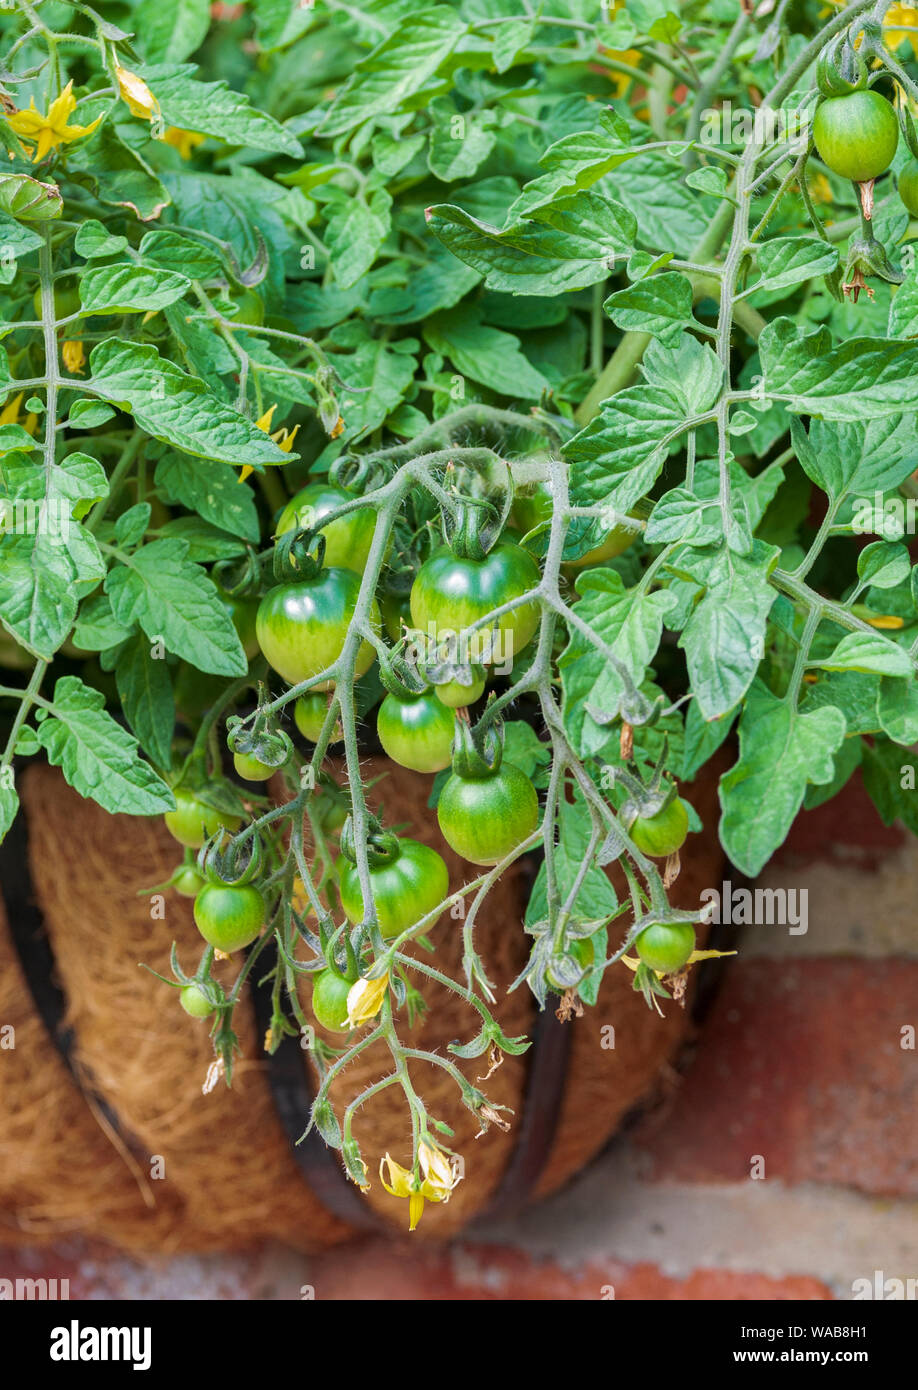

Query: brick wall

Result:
[3,769,916,1299]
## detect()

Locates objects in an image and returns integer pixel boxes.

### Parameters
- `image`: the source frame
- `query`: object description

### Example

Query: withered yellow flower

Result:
[238,404,299,483]
[62,340,85,374]
[344,972,389,1029]
[379,1140,460,1231]
[115,66,159,121]
[163,127,206,159]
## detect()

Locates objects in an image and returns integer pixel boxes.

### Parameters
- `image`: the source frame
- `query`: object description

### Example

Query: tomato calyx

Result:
[449,710,503,780]
[226,703,292,775]
[198,825,263,888]
[377,640,429,700]
[270,524,327,586]
[815,33,867,99]
[339,812,402,869]
[443,495,504,562]
[842,232,903,302]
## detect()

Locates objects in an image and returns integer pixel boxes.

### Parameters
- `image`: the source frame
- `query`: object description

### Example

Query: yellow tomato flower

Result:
[115,66,159,121]
[8,81,102,162]
[238,404,299,482]
[344,972,389,1029]
[0,391,38,436]
[882,2,918,48]
[62,340,85,374]
[379,1141,460,1231]
[163,127,206,159]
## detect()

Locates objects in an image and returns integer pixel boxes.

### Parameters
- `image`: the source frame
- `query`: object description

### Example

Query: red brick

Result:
[773,769,904,869]
[634,959,918,1196]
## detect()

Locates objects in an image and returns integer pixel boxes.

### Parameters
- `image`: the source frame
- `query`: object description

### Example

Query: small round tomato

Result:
[233,750,277,782]
[179,983,215,1018]
[276,483,375,573]
[193,882,265,952]
[227,286,264,326]
[311,969,352,1031]
[437,761,539,866]
[294,692,343,744]
[628,797,689,858]
[410,541,541,666]
[164,787,243,849]
[546,936,595,993]
[215,583,261,661]
[380,589,412,642]
[634,922,695,974]
[813,90,898,183]
[337,838,449,938]
[376,691,454,773]
[33,283,81,321]
[256,568,379,690]
[433,670,487,708]
[172,864,205,897]
[898,158,918,216]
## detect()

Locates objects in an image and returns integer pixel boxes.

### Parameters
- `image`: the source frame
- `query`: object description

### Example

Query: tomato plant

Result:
[4,0,918,1229]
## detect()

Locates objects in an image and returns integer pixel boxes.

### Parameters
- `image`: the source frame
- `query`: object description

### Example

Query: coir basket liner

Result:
[0,757,726,1253]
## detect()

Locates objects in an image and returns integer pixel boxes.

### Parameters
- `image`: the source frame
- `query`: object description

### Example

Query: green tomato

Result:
[233,750,276,782]
[193,882,265,953]
[311,969,352,1031]
[337,838,450,938]
[256,568,380,691]
[276,483,376,574]
[179,983,215,1019]
[437,762,539,866]
[628,797,690,858]
[813,90,898,183]
[33,283,81,321]
[546,936,595,993]
[433,670,487,708]
[294,692,343,744]
[215,584,261,661]
[376,691,455,773]
[514,482,636,570]
[164,787,243,849]
[898,158,918,216]
[410,542,541,666]
[635,922,696,974]
[227,286,264,326]
[380,589,412,643]
[172,864,205,898]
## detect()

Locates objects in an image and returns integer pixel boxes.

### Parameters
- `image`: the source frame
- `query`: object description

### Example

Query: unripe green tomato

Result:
[898,158,918,216]
[233,749,276,782]
[164,787,243,849]
[33,283,81,321]
[215,584,261,661]
[546,936,595,993]
[227,286,264,326]
[812,89,899,183]
[294,693,343,744]
[172,864,205,898]
[628,797,690,858]
[193,882,265,952]
[275,483,375,573]
[179,983,215,1018]
[376,691,455,773]
[255,568,380,691]
[437,762,539,866]
[514,482,636,570]
[433,670,487,708]
[410,542,541,666]
[380,589,412,643]
[337,838,450,938]
[311,969,352,1031]
[634,922,696,974]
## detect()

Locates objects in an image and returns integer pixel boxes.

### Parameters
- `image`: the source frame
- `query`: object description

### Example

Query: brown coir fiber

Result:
[0,757,725,1251]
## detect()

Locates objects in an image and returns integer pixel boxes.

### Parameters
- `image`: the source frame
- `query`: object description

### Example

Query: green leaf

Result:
[139,229,223,281]
[790,416,918,500]
[319,7,467,137]
[719,682,846,875]
[565,385,687,512]
[135,0,210,63]
[502,721,550,781]
[154,453,259,542]
[857,541,911,590]
[0,783,19,845]
[0,173,62,221]
[525,790,618,927]
[877,675,918,744]
[74,219,129,260]
[71,594,135,652]
[141,63,303,157]
[749,236,838,295]
[67,122,170,223]
[604,272,694,347]
[492,15,535,72]
[887,264,918,338]
[560,569,677,757]
[0,215,44,281]
[325,192,391,290]
[104,539,247,676]
[427,192,635,295]
[642,332,724,415]
[154,516,247,562]
[115,634,175,768]
[810,631,913,677]
[428,99,497,181]
[676,541,779,719]
[329,333,419,438]
[761,318,918,419]
[422,305,550,399]
[37,675,174,816]
[79,262,190,314]
[88,339,294,466]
